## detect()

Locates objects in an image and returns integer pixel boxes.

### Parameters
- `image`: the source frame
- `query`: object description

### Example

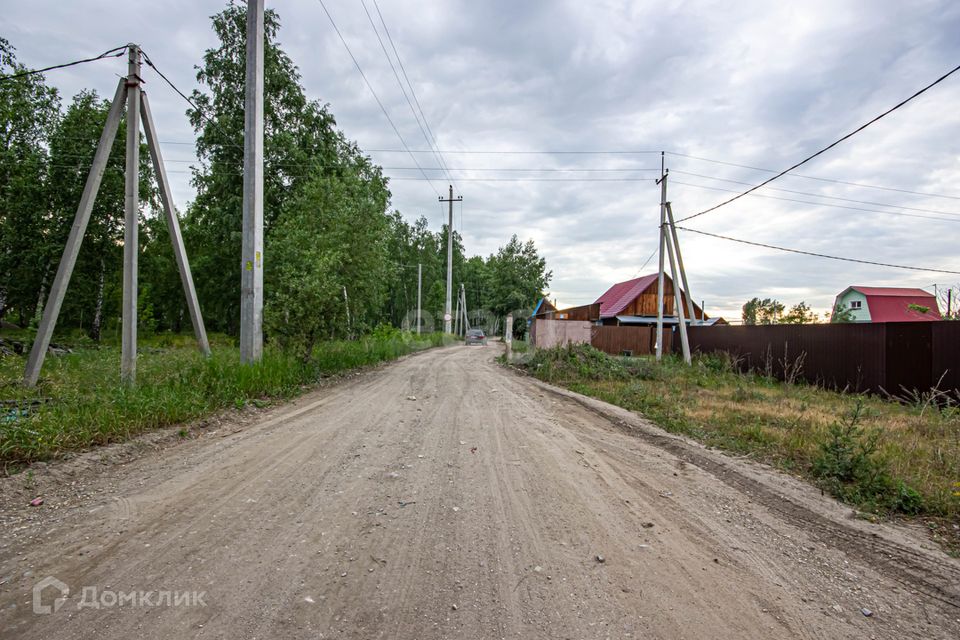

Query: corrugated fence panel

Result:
[884,323,932,396]
[685,324,888,392]
[932,322,960,393]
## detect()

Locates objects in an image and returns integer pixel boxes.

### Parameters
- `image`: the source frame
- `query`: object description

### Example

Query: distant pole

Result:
[121,44,141,385]
[439,185,462,334]
[505,312,513,359]
[24,77,127,387]
[461,283,470,332]
[343,286,351,337]
[454,284,461,336]
[948,288,953,318]
[416,262,422,335]
[240,0,265,363]
[655,154,667,361]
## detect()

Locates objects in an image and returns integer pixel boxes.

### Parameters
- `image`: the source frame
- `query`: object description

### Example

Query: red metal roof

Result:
[594,274,658,318]
[840,286,942,322]
[851,286,932,298]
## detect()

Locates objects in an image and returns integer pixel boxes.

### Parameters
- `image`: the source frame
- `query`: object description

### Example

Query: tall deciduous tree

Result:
[0,38,59,326]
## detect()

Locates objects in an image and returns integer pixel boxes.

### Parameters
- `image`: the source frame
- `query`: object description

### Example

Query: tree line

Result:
[0,4,551,358]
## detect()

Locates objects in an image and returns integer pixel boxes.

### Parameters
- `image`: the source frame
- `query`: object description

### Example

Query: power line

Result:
[671,180,960,224]
[360,0,454,188]
[675,226,960,275]
[671,170,960,218]
[371,0,456,187]
[667,151,960,201]
[315,0,441,198]
[675,60,960,223]
[366,148,664,155]
[0,45,128,82]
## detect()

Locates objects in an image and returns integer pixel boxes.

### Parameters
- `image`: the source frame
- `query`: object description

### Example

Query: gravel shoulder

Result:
[1,344,958,639]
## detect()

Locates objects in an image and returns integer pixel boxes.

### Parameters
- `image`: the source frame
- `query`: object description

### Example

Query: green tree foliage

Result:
[265,168,390,360]
[485,235,552,320]
[780,301,818,324]
[46,90,155,339]
[830,304,856,323]
[0,38,59,326]
[742,297,785,325]
[0,5,552,354]
[184,4,340,334]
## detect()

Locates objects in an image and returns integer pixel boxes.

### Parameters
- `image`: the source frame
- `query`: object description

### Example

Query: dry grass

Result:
[519,344,960,553]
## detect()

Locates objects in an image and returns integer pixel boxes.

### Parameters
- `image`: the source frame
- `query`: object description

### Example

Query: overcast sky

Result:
[3,0,959,320]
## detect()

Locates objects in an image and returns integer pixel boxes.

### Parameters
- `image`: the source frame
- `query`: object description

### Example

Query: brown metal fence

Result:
[590,325,672,356]
[682,322,960,396]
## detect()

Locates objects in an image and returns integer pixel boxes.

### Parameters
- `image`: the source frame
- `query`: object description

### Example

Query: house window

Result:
[850,300,862,309]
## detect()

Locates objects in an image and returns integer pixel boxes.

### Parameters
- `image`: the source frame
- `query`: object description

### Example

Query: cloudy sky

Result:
[4,0,960,320]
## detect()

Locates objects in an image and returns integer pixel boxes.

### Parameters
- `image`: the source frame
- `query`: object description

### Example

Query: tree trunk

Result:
[91,258,105,342]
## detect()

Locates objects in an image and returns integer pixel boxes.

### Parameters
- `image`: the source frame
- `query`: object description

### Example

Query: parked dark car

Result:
[465,329,487,346]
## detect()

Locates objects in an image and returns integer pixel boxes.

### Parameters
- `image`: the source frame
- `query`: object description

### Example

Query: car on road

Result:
[465,329,487,346]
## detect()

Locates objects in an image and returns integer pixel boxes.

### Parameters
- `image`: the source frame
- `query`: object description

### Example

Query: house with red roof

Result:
[832,286,942,323]
[594,273,720,326]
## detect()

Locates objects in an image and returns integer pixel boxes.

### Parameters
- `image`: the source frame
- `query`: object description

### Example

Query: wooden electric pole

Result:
[240,0,265,363]
[439,185,462,334]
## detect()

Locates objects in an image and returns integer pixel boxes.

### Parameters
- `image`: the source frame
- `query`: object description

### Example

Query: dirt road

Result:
[2,345,958,639]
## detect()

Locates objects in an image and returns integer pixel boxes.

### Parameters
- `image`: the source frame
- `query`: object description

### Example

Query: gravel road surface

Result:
[2,344,958,639]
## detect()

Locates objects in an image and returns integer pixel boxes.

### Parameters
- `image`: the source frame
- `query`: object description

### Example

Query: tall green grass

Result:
[0,331,445,467]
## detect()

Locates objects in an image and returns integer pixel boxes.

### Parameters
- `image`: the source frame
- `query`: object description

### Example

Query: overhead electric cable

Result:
[671,180,960,224]
[0,45,128,82]
[675,60,960,223]
[671,170,960,218]
[371,0,456,184]
[667,151,960,201]
[360,0,454,187]
[675,226,960,275]
[316,0,441,197]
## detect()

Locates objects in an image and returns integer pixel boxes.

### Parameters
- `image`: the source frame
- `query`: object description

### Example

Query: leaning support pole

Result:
[140,91,211,357]
[655,168,668,361]
[666,202,697,325]
[23,77,127,387]
[664,207,691,365]
[121,44,141,385]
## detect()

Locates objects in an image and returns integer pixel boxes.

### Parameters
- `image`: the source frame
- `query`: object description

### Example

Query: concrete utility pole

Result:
[666,202,697,325]
[416,263,422,335]
[23,45,211,387]
[460,283,469,332]
[454,285,461,336]
[240,0,265,363]
[343,286,351,337]
[141,91,211,356]
[439,185,462,334]
[655,155,668,361]
[23,78,126,387]
[664,203,691,364]
[121,44,141,385]
[504,313,513,360]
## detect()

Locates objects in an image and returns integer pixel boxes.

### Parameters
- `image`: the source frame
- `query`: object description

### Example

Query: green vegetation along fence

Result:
[683,321,960,397]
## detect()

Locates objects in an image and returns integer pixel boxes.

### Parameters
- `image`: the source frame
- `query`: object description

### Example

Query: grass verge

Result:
[509,344,960,553]
[0,330,446,469]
